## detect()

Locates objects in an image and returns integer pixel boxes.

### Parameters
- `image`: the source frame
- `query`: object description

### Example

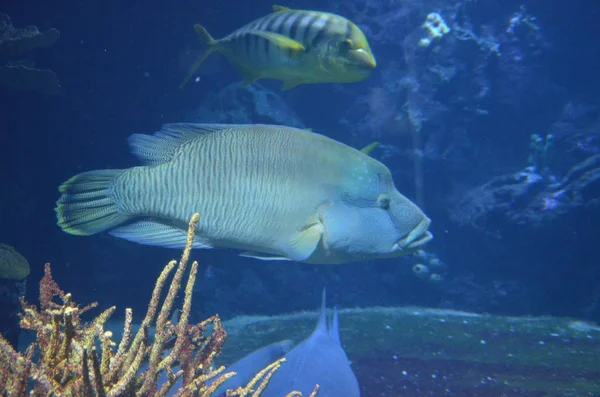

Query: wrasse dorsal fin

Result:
[128,123,232,165]
[286,222,323,261]
[360,141,379,155]
[272,4,291,12]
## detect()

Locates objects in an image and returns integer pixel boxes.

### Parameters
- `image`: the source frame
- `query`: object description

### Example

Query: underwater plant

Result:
[0,213,311,396]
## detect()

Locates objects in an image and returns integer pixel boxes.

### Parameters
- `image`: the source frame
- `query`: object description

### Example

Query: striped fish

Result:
[179,5,377,90]
[55,123,432,265]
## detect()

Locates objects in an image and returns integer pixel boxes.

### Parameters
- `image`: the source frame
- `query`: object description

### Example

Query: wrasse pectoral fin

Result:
[239,222,322,262]
[287,222,324,261]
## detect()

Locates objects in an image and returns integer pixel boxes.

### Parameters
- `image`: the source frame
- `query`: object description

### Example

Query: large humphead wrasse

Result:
[179,5,376,90]
[55,123,432,264]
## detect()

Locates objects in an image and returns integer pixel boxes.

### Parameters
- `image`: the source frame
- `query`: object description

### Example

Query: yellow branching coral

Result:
[0,213,307,397]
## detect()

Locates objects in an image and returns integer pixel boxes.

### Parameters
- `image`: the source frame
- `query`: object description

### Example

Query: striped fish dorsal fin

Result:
[128,123,233,166]
[272,4,291,12]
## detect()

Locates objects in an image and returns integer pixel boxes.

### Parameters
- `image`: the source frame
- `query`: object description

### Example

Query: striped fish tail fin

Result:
[55,169,130,236]
[179,24,217,89]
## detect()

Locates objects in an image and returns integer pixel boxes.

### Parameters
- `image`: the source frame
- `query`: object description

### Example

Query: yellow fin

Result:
[251,30,305,53]
[233,64,261,87]
[287,223,324,261]
[272,5,291,12]
[281,79,302,91]
[56,170,130,236]
[241,73,260,87]
[360,141,379,155]
[194,24,215,46]
[239,222,323,262]
[179,24,217,89]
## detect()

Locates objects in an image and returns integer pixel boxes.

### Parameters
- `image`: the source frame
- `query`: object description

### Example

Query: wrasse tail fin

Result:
[55,170,130,235]
[179,24,217,89]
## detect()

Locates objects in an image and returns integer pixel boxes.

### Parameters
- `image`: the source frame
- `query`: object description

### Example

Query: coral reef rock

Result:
[188,82,306,128]
[0,13,60,94]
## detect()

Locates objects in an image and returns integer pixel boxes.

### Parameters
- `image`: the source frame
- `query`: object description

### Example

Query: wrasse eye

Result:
[340,39,353,50]
[377,194,390,210]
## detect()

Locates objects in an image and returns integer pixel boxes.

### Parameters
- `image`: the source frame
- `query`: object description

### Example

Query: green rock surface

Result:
[219,307,600,396]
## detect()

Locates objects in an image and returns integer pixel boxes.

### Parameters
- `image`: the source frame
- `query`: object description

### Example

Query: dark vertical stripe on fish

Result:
[302,14,320,45]
[260,13,279,32]
[279,12,299,37]
[271,12,288,32]
[230,32,243,58]
[249,16,269,31]
[255,31,264,63]
[310,16,332,48]
[276,12,296,36]
[294,14,313,44]
[263,33,270,61]
[289,13,304,42]
[250,33,259,62]
[244,20,257,31]
[241,32,252,59]
[254,14,279,63]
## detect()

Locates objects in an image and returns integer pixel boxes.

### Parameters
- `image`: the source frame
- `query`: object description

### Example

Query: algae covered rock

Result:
[219,306,600,396]
[0,13,60,94]
[0,243,30,280]
[188,82,306,128]
[0,64,60,94]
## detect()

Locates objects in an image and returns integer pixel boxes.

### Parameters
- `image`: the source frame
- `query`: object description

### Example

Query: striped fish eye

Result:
[340,39,353,51]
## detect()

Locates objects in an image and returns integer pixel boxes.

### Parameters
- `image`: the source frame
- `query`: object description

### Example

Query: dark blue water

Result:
[1,0,599,332]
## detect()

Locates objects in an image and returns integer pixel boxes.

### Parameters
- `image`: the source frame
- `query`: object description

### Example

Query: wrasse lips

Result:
[392,218,433,252]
